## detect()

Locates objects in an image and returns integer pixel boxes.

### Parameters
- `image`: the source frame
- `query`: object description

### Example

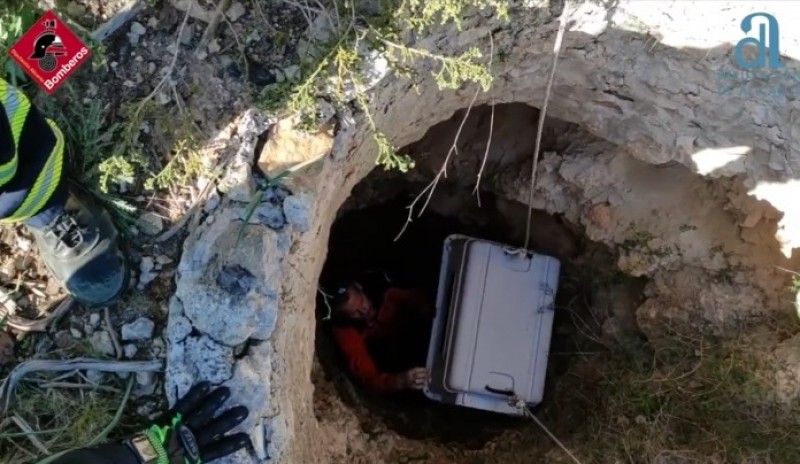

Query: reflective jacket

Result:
[0,77,64,223]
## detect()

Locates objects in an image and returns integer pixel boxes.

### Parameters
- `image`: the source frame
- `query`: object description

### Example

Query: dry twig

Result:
[394,84,482,241]
[104,308,123,360]
[10,415,50,455]
[91,0,148,42]
[136,8,191,119]
[283,0,316,31]
[197,0,233,52]
[34,382,122,393]
[0,294,74,332]
[0,358,161,413]
[473,34,496,207]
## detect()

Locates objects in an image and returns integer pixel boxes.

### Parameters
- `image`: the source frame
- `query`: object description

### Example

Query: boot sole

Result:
[77,247,133,310]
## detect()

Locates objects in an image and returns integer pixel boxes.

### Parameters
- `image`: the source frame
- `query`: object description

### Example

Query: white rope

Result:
[517,400,584,464]
[524,2,572,251]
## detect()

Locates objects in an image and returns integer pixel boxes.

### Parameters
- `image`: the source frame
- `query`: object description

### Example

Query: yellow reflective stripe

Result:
[0,79,30,188]
[1,80,30,148]
[0,153,17,186]
[0,119,64,223]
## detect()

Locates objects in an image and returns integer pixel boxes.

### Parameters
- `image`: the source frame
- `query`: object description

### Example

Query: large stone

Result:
[218,110,273,203]
[175,208,281,347]
[89,331,115,357]
[122,317,155,341]
[220,343,275,456]
[256,117,334,191]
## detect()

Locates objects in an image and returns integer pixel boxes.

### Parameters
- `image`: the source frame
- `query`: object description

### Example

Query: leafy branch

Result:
[258,0,507,172]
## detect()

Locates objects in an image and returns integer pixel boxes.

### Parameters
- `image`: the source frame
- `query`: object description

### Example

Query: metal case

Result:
[424,235,560,415]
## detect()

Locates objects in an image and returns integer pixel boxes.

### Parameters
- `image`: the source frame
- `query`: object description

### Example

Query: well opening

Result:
[311,103,650,451]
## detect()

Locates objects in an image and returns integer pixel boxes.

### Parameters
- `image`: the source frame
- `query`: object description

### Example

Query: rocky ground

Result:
[2,0,800,463]
[0,0,308,460]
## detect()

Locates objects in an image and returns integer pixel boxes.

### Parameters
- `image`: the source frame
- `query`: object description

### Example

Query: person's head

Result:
[331,281,377,326]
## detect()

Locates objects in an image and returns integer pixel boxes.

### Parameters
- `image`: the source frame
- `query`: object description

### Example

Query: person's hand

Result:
[123,382,251,463]
[401,367,429,390]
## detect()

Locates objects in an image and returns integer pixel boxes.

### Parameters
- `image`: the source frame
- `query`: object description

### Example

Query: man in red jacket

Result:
[330,280,435,392]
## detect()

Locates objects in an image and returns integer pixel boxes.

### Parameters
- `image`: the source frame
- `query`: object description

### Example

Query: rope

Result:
[524,2,572,251]
[518,4,579,460]
[516,400,584,464]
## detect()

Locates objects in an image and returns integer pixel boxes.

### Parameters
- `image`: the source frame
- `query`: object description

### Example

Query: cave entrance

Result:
[313,103,649,451]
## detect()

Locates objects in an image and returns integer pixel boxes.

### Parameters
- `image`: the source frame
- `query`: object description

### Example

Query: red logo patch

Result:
[8,10,92,95]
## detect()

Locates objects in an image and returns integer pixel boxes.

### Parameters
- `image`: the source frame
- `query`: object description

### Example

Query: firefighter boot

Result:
[28,188,130,308]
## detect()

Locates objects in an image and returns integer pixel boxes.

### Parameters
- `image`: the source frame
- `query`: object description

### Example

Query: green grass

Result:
[0,382,121,464]
[545,324,800,463]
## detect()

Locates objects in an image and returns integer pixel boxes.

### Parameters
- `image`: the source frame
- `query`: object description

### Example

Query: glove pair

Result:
[124,382,251,464]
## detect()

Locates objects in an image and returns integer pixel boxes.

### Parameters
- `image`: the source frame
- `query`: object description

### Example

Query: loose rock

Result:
[256,117,334,179]
[130,21,146,36]
[283,65,300,81]
[70,327,83,339]
[54,330,75,350]
[90,331,115,357]
[156,255,174,266]
[587,203,614,229]
[89,312,101,327]
[122,317,156,341]
[65,3,86,17]
[137,212,164,236]
[16,238,31,251]
[139,257,158,289]
[204,190,221,212]
[180,23,194,45]
[152,337,167,358]
[124,344,139,359]
[226,2,246,21]
[208,39,222,54]
[136,371,156,387]
[85,370,104,384]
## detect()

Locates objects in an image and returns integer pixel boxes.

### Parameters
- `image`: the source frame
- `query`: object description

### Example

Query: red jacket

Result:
[332,288,434,392]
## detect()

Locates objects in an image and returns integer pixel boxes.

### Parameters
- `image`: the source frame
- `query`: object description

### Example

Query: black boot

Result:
[28,188,130,308]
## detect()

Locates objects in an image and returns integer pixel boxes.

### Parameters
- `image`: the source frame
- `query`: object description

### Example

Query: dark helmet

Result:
[30,32,67,59]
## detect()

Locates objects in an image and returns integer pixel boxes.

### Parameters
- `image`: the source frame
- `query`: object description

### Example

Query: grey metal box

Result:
[424,234,560,416]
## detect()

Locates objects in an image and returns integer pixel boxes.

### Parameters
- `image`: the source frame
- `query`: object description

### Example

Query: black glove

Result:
[123,382,251,464]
